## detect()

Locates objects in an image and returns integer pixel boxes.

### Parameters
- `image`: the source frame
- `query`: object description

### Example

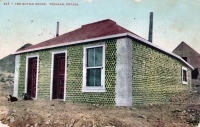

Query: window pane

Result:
[87,47,102,67]
[95,47,102,66]
[87,48,94,67]
[95,68,101,86]
[183,70,187,82]
[87,68,101,86]
[87,69,95,86]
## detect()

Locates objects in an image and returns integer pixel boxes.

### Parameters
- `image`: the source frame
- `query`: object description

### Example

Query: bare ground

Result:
[1,78,200,126]
[1,96,195,127]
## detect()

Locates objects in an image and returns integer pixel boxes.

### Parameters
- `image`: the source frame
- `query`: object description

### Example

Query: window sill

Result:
[182,81,188,85]
[82,87,106,92]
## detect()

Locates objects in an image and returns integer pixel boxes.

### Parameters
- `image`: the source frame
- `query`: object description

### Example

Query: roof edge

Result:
[13,32,194,70]
[13,33,129,55]
[127,33,194,70]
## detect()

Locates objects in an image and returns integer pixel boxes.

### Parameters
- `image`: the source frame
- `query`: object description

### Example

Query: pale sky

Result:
[0,0,200,59]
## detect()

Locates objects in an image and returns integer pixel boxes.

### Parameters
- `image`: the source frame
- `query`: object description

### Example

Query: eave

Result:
[13,32,194,70]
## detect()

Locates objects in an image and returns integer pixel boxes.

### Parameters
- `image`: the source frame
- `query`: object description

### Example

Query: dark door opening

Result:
[53,53,65,99]
[27,57,37,98]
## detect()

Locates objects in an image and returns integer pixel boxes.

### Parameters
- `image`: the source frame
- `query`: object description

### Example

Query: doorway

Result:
[52,53,66,99]
[27,57,38,98]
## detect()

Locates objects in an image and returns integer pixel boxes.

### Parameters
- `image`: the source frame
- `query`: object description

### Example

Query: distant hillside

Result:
[0,43,32,73]
[16,43,32,51]
[0,54,15,73]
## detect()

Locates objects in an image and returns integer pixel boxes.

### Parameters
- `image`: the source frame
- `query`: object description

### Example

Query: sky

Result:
[0,0,200,59]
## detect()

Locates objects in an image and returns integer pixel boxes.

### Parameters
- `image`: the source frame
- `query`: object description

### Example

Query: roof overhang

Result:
[13,32,194,70]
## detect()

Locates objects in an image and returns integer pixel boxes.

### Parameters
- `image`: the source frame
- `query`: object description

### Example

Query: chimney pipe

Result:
[56,22,59,37]
[148,12,153,43]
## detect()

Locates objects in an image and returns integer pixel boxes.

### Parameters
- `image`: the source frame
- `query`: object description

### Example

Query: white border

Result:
[13,32,194,70]
[82,43,105,92]
[25,55,39,100]
[182,66,188,84]
[50,50,67,101]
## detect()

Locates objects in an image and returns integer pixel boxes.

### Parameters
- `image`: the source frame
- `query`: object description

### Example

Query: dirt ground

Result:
[1,80,200,127]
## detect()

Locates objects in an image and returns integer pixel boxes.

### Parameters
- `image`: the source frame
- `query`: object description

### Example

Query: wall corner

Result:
[115,37,132,106]
[13,55,20,97]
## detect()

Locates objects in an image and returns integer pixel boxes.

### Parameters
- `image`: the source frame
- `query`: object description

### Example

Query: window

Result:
[192,68,199,79]
[182,57,187,62]
[82,44,105,92]
[182,67,188,84]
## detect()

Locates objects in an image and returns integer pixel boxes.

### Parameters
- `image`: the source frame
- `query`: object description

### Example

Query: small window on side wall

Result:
[82,43,105,92]
[182,66,188,84]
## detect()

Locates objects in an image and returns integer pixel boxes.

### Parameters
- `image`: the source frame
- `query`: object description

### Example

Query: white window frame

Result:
[82,43,105,92]
[50,50,67,101]
[182,66,188,84]
[25,54,39,100]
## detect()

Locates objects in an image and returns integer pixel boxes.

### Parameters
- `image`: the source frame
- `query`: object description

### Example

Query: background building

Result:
[173,41,200,87]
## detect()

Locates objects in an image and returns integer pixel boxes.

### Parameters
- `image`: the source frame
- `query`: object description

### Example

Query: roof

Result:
[15,19,140,53]
[173,41,200,68]
[13,19,194,70]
